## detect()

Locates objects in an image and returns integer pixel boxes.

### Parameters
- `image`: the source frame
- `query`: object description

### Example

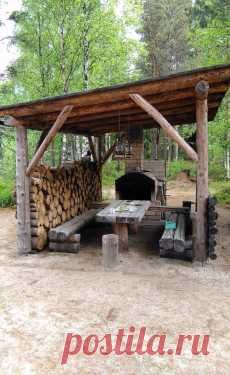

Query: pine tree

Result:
[138,0,192,78]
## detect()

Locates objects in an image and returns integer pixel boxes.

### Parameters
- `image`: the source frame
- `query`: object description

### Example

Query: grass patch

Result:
[0,178,15,207]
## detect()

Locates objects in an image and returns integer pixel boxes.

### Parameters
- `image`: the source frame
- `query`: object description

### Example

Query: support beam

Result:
[1,115,23,127]
[16,126,31,254]
[35,128,50,152]
[195,80,209,262]
[130,93,198,162]
[101,141,116,165]
[87,135,98,163]
[26,105,73,176]
[98,136,102,166]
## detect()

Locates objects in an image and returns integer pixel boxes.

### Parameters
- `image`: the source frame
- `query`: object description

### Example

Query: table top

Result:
[96,200,151,224]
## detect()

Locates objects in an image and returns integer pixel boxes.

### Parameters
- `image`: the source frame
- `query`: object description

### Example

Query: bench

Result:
[48,209,99,250]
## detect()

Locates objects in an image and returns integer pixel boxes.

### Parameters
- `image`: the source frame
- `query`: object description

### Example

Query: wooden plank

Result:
[49,209,98,241]
[195,80,209,262]
[26,105,73,176]
[88,108,218,135]
[62,107,218,136]
[130,94,198,162]
[64,100,220,128]
[87,135,98,163]
[174,214,186,253]
[16,126,31,254]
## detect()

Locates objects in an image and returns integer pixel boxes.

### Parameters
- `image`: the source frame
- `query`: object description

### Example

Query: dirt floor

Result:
[0,180,229,374]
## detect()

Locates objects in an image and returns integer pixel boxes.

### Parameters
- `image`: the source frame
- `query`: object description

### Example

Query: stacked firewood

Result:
[30,162,101,250]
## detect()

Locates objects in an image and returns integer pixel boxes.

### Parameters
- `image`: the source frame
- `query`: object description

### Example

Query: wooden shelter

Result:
[0,64,229,261]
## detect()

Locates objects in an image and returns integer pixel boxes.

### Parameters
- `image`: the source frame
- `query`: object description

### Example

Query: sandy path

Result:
[0,182,229,374]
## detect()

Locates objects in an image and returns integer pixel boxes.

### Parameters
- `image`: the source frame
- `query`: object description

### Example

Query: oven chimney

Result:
[126,127,144,173]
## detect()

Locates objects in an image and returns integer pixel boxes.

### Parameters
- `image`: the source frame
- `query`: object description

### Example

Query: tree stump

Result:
[102,234,119,269]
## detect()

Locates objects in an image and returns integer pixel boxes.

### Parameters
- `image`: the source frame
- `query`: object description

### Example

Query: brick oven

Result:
[115,128,166,205]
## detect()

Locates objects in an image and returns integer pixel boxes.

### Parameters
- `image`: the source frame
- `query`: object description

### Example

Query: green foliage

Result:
[138,0,192,77]
[210,181,230,205]
[5,0,135,100]
[167,159,227,181]
[0,178,15,207]
[189,18,230,68]
[167,160,197,179]
[102,160,125,186]
[209,163,227,180]
[190,0,229,28]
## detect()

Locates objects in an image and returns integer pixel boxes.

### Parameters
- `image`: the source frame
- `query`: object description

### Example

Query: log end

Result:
[195,80,209,99]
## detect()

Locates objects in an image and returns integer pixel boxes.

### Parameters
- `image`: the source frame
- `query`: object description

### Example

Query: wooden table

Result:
[96,200,151,252]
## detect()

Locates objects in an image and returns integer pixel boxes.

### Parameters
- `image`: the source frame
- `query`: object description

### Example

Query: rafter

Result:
[26,105,73,176]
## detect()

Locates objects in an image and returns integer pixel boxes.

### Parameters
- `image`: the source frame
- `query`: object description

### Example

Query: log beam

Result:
[1,115,23,127]
[16,126,31,254]
[35,128,50,152]
[101,141,116,166]
[26,105,73,176]
[195,80,209,262]
[130,93,198,162]
[87,135,98,163]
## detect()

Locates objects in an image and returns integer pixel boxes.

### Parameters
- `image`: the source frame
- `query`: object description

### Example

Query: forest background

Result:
[0,0,229,206]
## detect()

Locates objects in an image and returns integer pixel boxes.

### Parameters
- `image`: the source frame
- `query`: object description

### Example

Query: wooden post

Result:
[130,94,198,162]
[96,136,103,201]
[16,126,31,254]
[87,135,98,163]
[102,234,119,269]
[195,80,209,262]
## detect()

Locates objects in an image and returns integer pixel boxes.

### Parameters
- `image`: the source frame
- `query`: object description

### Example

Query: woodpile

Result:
[30,161,101,250]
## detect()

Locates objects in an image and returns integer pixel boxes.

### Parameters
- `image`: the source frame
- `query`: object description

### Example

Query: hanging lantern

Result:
[113,111,133,160]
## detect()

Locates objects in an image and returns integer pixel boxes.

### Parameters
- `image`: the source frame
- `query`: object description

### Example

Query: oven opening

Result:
[115,172,156,201]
